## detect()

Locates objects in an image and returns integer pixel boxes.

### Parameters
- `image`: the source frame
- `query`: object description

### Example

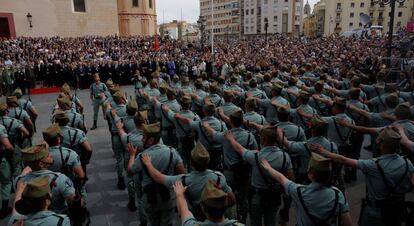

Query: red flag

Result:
[154,35,160,51]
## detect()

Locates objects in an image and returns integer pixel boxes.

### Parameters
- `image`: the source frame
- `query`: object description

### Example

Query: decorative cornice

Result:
[118,12,156,16]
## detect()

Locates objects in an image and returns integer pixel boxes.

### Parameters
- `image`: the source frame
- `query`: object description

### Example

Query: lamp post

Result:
[372,0,406,66]
[198,16,206,52]
[26,13,33,28]
[211,0,214,55]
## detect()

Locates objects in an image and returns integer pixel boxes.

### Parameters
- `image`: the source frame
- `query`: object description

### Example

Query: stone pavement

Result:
[0,85,412,226]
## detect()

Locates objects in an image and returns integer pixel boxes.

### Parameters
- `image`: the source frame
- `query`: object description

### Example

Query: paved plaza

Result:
[0,85,412,226]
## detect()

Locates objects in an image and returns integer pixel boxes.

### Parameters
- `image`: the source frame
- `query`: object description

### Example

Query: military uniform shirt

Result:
[48,146,81,173]
[277,121,306,142]
[166,110,200,139]
[282,87,300,107]
[90,82,108,99]
[192,89,208,110]
[0,116,24,141]
[8,211,71,226]
[394,119,414,141]
[59,126,88,154]
[358,154,414,201]
[346,100,369,125]
[287,136,338,175]
[322,114,354,146]
[65,110,84,129]
[290,104,318,130]
[309,94,331,115]
[155,101,181,129]
[120,129,144,152]
[15,170,75,212]
[284,181,349,226]
[208,94,224,107]
[220,102,241,117]
[118,114,134,133]
[213,128,258,168]
[243,146,292,189]
[368,94,404,113]
[190,116,227,150]
[361,84,385,99]
[131,144,183,187]
[259,96,290,124]
[17,98,34,114]
[243,111,267,133]
[247,88,267,99]
[108,103,127,133]
[399,91,414,104]
[164,170,232,206]
[8,107,30,122]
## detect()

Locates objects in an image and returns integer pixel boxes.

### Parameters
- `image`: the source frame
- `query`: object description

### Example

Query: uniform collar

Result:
[27,211,56,220]
[261,146,280,152]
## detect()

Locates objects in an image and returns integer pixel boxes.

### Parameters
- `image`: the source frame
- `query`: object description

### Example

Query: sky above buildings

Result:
[157,0,319,24]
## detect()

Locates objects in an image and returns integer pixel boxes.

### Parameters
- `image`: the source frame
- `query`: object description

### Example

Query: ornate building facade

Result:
[0,0,157,38]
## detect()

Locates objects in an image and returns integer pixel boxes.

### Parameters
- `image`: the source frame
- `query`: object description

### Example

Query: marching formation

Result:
[0,35,414,226]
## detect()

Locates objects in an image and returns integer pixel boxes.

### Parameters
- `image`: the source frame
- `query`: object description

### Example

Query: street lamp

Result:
[26,13,33,28]
[371,0,406,66]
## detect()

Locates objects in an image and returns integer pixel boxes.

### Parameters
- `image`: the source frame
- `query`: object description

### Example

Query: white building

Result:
[243,0,304,35]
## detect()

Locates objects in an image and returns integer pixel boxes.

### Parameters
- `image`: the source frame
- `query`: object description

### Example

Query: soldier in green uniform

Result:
[127,122,185,226]
[61,83,84,114]
[311,126,414,226]
[140,142,236,221]
[56,96,86,133]
[7,96,34,145]
[53,110,92,176]
[42,124,85,181]
[225,126,295,226]
[261,153,353,226]
[257,84,290,125]
[123,100,139,134]
[175,103,228,171]
[13,88,38,130]
[106,91,128,189]
[243,97,266,145]
[89,74,108,130]
[0,123,14,219]
[203,110,257,223]
[115,111,147,212]
[154,87,181,147]
[173,180,245,226]
[191,79,208,117]
[15,143,76,213]
[8,176,71,226]
[136,78,150,112]
[219,90,241,117]
[159,95,200,169]
[206,83,224,107]
[0,103,29,177]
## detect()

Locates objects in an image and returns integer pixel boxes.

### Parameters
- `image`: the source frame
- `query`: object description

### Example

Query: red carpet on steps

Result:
[29,87,61,95]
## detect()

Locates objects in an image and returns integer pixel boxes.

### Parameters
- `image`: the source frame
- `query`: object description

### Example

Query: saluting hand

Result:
[261,159,273,171]
[127,143,137,156]
[336,118,351,127]
[224,131,235,140]
[141,154,152,166]
[309,143,325,155]
[173,181,187,197]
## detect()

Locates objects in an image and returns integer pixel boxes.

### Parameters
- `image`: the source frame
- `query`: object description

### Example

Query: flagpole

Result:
[211,0,214,55]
